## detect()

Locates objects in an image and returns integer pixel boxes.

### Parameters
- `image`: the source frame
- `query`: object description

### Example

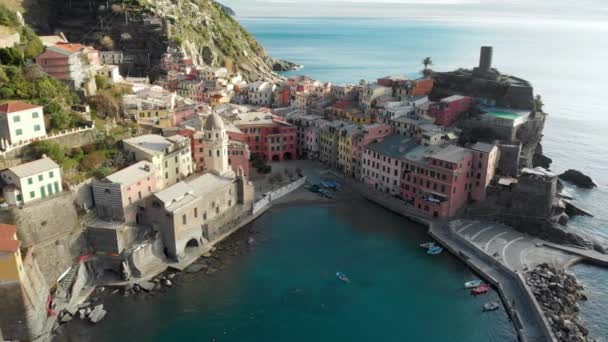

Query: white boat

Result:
[420,242,436,249]
[483,301,500,311]
[464,280,483,289]
[427,246,443,255]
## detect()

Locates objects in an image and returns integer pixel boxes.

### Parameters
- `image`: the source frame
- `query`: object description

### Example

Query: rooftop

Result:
[481,107,529,120]
[154,173,234,212]
[441,95,469,103]
[0,223,20,253]
[406,143,471,164]
[104,161,156,186]
[6,158,59,178]
[366,135,418,160]
[123,134,175,156]
[470,142,495,153]
[233,112,284,127]
[0,101,43,114]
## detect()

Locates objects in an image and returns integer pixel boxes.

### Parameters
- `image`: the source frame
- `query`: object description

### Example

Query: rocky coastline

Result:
[268,57,303,72]
[527,263,593,342]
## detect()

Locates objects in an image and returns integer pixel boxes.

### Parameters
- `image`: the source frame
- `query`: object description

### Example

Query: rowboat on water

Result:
[483,301,500,311]
[427,246,443,255]
[420,242,436,249]
[336,272,350,283]
[471,284,491,295]
[464,280,483,289]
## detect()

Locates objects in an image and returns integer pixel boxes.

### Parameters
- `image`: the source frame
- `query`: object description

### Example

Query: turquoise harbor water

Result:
[237,16,608,340]
[63,204,515,342]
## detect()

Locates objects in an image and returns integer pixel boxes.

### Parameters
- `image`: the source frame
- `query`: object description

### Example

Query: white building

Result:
[0,157,62,205]
[123,134,193,188]
[0,102,47,147]
[199,112,234,178]
[248,81,276,107]
[95,65,122,83]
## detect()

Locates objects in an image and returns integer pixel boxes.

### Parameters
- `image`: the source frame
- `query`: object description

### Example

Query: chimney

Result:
[479,46,493,72]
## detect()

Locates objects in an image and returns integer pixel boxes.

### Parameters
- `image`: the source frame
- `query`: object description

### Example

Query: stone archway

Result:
[283,152,293,160]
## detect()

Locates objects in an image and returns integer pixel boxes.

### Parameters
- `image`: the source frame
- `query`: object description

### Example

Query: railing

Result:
[0,123,96,155]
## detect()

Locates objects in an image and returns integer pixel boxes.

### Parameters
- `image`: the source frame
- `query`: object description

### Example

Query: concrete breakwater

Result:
[349,180,555,342]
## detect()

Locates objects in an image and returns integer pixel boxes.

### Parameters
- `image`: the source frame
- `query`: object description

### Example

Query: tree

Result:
[534,95,544,113]
[99,35,115,50]
[95,74,111,90]
[81,151,107,171]
[423,57,433,70]
[24,64,45,80]
[29,141,66,164]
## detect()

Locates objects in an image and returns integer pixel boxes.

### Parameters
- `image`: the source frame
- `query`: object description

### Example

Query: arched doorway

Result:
[283,152,293,160]
[185,238,200,255]
[272,155,280,162]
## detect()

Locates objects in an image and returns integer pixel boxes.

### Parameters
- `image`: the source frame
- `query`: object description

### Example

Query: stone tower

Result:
[202,112,234,178]
[479,46,493,72]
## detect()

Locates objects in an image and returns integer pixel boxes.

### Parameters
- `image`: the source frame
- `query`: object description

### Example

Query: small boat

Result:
[483,301,500,312]
[427,246,443,255]
[336,272,350,283]
[464,280,483,289]
[471,284,490,295]
[420,242,436,249]
[309,184,321,193]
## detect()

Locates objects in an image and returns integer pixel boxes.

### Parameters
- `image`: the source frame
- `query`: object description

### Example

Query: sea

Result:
[64,16,608,341]
[237,16,608,340]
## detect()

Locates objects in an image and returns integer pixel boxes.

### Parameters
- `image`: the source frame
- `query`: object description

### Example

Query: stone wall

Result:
[0,129,99,170]
[252,177,306,215]
[0,250,49,341]
[0,192,88,285]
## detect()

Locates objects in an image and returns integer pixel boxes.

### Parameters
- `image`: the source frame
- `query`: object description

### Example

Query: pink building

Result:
[92,161,160,223]
[353,123,393,178]
[428,95,472,127]
[362,135,497,218]
[172,106,197,126]
[233,112,297,162]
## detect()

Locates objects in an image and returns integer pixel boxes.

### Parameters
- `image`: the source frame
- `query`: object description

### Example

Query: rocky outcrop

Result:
[526,264,592,342]
[533,143,553,169]
[268,57,302,72]
[559,170,597,189]
[214,1,235,16]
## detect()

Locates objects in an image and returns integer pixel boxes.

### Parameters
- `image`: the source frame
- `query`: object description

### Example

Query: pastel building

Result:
[247,81,276,107]
[36,43,99,92]
[92,161,161,223]
[0,102,47,148]
[123,134,193,188]
[233,112,297,162]
[1,157,62,205]
[0,224,23,282]
[362,136,497,218]
[428,95,473,127]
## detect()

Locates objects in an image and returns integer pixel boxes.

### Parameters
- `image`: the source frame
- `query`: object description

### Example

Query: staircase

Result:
[60,262,81,292]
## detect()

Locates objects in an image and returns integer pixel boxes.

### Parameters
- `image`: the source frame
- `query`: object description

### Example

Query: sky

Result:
[220,0,608,25]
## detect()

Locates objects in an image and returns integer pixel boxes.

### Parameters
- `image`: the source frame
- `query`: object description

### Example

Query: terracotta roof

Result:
[0,223,20,253]
[53,43,87,53]
[0,224,17,239]
[0,101,43,114]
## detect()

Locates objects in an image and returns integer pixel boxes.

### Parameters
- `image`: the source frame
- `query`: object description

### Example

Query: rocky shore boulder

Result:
[526,264,592,342]
[88,305,107,324]
[558,170,597,189]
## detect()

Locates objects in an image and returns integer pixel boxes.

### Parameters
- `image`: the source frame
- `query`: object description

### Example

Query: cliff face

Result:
[15,0,282,82]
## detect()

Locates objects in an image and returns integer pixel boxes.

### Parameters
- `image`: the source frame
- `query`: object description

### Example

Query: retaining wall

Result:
[252,177,306,215]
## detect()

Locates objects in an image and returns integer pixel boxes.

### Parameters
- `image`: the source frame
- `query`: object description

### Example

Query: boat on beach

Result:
[427,246,443,255]
[464,280,483,289]
[483,301,500,311]
[471,284,491,295]
[336,272,350,283]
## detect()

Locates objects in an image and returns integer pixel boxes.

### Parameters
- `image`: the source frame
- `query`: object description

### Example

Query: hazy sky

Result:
[221,0,608,26]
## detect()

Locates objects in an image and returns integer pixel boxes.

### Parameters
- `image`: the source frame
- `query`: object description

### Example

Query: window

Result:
[30,191,35,199]
[182,214,187,225]
[16,129,23,136]
[54,182,59,193]
[34,124,41,132]
[138,191,142,200]
[32,112,39,119]
[203,212,207,220]
[38,174,43,181]
[194,208,198,218]
[49,171,54,178]
[16,194,22,202]
[13,115,20,123]
[28,178,33,185]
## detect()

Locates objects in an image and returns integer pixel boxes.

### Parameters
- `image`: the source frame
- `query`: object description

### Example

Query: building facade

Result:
[0,157,62,205]
[0,102,47,147]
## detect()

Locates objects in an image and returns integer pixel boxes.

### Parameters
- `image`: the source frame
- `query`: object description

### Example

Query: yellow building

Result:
[0,224,23,281]
[337,125,360,177]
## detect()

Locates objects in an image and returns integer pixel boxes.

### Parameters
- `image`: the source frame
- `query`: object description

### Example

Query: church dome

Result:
[204,112,225,131]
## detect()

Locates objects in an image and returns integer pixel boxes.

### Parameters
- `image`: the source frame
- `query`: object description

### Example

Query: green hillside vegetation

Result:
[0,5,85,132]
